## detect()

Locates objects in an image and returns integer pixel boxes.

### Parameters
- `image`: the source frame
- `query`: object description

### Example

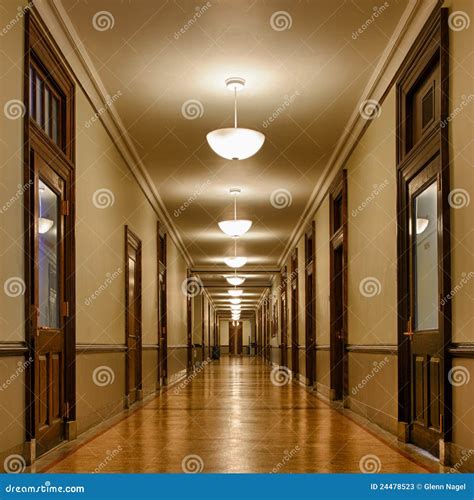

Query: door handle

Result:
[403,317,414,340]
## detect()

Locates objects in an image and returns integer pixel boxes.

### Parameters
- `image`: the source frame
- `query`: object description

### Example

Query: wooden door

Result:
[305,223,316,385]
[34,156,68,456]
[329,171,347,401]
[186,270,193,370]
[125,227,142,406]
[280,267,288,367]
[290,250,299,376]
[405,160,445,456]
[157,228,167,386]
[229,322,242,355]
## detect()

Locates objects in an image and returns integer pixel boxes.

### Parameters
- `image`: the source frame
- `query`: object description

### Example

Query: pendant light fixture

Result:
[207,77,265,160]
[416,217,429,235]
[224,239,247,269]
[38,183,54,234]
[228,289,243,297]
[218,188,252,238]
[229,298,241,305]
[225,274,246,286]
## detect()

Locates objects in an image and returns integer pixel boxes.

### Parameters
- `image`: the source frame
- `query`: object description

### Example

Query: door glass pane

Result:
[44,87,51,137]
[38,180,59,328]
[414,182,438,330]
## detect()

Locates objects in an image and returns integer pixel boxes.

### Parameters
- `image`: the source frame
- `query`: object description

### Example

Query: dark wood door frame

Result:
[329,170,348,402]
[125,226,142,407]
[186,270,193,371]
[280,267,288,367]
[24,12,76,460]
[305,221,316,386]
[396,8,451,455]
[157,223,167,386]
[290,249,299,376]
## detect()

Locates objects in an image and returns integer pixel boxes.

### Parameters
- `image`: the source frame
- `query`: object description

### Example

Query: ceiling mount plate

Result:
[225,77,246,91]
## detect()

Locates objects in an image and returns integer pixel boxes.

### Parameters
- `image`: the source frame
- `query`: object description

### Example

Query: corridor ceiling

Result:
[59,0,410,309]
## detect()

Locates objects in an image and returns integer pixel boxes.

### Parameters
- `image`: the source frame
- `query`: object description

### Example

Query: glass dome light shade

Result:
[225,275,246,286]
[206,128,265,161]
[218,219,253,237]
[228,289,243,297]
[416,217,429,235]
[224,256,247,268]
[38,217,54,234]
[229,298,241,305]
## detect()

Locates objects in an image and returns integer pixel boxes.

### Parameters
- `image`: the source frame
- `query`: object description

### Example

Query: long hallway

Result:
[35,358,435,474]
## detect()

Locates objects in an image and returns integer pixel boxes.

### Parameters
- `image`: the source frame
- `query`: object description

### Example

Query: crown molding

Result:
[277,0,440,268]
[33,0,193,267]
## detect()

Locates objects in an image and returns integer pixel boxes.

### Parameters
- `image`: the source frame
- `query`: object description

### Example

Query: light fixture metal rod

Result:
[234,87,237,128]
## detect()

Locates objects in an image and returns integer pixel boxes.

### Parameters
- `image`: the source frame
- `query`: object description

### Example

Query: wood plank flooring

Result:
[38,357,436,473]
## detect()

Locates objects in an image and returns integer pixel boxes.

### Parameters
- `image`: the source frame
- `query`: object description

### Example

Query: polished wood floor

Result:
[38,357,435,473]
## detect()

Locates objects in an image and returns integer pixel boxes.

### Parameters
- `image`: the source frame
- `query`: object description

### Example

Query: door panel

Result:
[407,164,443,456]
[125,228,142,406]
[280,268,288,367]
[35,157,66,456]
